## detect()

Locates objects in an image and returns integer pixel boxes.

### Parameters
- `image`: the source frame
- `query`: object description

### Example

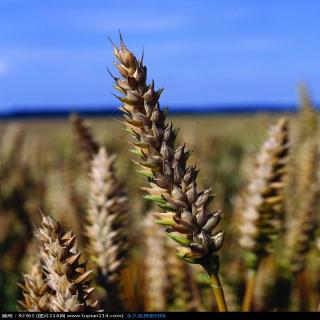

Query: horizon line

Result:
[0,102,315,111]
[0,103,316,120]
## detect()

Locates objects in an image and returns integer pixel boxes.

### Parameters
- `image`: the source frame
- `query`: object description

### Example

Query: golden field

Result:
[1,108,319,312]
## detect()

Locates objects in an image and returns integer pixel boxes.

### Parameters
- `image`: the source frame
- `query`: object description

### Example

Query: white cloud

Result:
[0,60,8,75]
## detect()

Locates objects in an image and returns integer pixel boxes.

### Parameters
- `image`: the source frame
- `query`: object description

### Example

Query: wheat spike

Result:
[295,139,319,202]
[37,215,98,312]
[85,147,128,309]
[71,114,100,163]
[143,213,167,311]
[286,141,320,275]
[0,124,24,172]
[285,84,318,219]
[240,118,290,267]
[18,262,50,312]
[297,82,318,144]
[110,36,227,311]
[111,36,223,277]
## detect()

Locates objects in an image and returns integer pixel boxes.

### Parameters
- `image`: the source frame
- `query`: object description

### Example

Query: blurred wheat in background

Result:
[0,39,320,313]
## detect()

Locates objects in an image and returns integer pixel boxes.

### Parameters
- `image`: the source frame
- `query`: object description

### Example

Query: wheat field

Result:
[0,40,320,313]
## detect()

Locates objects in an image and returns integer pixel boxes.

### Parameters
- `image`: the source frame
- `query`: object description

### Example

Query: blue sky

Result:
[0,0,320,111]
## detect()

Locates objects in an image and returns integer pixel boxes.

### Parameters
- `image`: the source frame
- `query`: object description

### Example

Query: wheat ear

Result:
[297,82,318,144]
[0,124,24,174]
[71,114,100,163]
[110,36,226,311]
[274,141,320,311]
[286,141,320,275]
[240,118,290,311]
[37,215,98,312]
[295,139,320,204]
[18,262,50,312]
[285,84,318,220]
[85,146,128,310]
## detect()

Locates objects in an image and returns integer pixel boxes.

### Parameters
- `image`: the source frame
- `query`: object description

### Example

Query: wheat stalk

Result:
[110,36,226,311]
[37,215,98,312]
[239,118,290,311]
[18,262,50,312]
[85,146,128,310]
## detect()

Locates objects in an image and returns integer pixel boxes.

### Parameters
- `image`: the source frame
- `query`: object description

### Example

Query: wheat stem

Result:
[209,274,228,312]
[242,269,257,312]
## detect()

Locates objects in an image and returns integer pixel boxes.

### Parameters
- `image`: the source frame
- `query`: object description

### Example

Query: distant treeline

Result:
[0,104,316,119]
